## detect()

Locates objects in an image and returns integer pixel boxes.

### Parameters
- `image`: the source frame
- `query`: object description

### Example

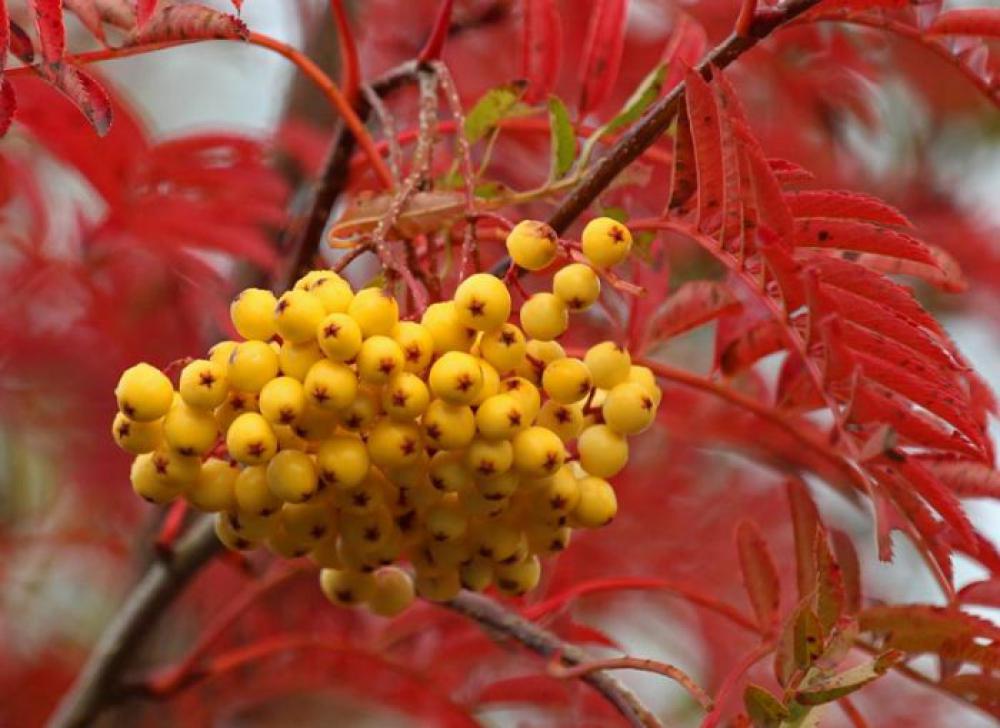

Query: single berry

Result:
[603,381,656,435]
[230,288,278,341]
[391,321,435,373]
[186,457,239,512]
[429,351,484,405]
[228,340,280,393]
[495,555,541,596]
[421,399,476,450]
[512,426,566,478]
[303,359,358,411]
[553,263,601,311]
[259,376,307,426]
[316,312,363,362]
[541,357,593,405]
[348,287,399,338]
[581,216,633,268]
[320,568,375,606]
[112,412,163,455]
[368,566,416,617]
[382,372,430,421]
[519,292,568,341]
[578,424,629,478]
[278,340,325,381]
[421,301,476,354]
[316,435,371,489]
[234,464,283,516]
[535,400,584,442]
[572,476,618,527]
[275,289,326,343]
[115,363,173,422]
[178,359,229,410]
[226,412,278,465]
[475,393,526,441]
[366,419,423,469]
[584,341,632,390]
[479,323,527,374]
[267,449,319,502]
[163,400,219,457]
[309,272,354,314]
[506,219,558,271]
[454,273,512,332]
[465,437,513,479]
[356,335,405,385]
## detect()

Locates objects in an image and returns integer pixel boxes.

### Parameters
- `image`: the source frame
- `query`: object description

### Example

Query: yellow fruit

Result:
[348,287,399,337]
[421,301,476,354]
[186,457,239,512]
[280,501,334,544]
[422,399,476,450]
[573,476,618,527]
[234,464,283,516]
[578,424,629,477]
[628,365,662,407]
[581,216,633,268]
[290,404,337,441]
[208,341,238,374]
[477,469,519,501]
[414,569,461,602]
[366,419,423,469]
[178,359,229,410]
[258,376,306,426]
[512,426,566,478]
[316,435,371,490]
[310,534,343,568]
[338,386,381,431]
[465,438,513,479]
[163,401,219,457]
[278,339,324,381]
[584,341,631,389]
[495,555,541,596]
[392,321,434,373]
[603,381,656,435]
[541,357,593,405]
[506,219,558,270]
[268,521,313,558]
[369,566,416,617]
[115,363,173,422]
[112,412,162,454]
[475,521,526,563]
[226,412,278,465]
[454,273,511,331]
[519,292,568,341]
[275,289,326,343]
[228,340,280,393]
[316,312,363,362]
[428,450,470,493]
[479,323,527,374]
[498,377,541,422]
[382,372,430,420]
[309,272,354,313]
[535,400,584,441]
[230,288,277,341]
[294,270,334,290]
[356,335,405,385]
[429,351,483,405]
[459,558,493,591]
[266,449,319,502]
[526,523,571,554]
[215,390,259,433]
[475,393,526,440]
[553,263,601,311]
[535,465,580,515]
[303,359,358,411]
[130,452,184,504]
[214,513,257,551]
[320,568,375,606]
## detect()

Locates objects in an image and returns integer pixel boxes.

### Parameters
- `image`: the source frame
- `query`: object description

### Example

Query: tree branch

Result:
[444,591,662,728]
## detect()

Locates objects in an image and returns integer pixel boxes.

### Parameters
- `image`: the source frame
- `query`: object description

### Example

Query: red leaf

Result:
[846,247,967,293]
[787,479,820,601]
[719,318,785,374]
[735,520,781,633]
[924,460,1000,499]
[0,79,15,137]
[830,530,861,614]
[63,0,107,44]
[786,190,912,228]
[662,13,706,93]
[928,9,1000,38]
[647,280,741,342]
[476,675,571,706]
[684,68,725,232]
[30,0,64,63]
[890,456,977,553]
[958,578,1000,607]
[813,527,845,633]
[36,63,113,136]
[667,105,697,211]
[578,0,628,114]
[877,471,954,585]
[129,5,248,45]
[136,0,158,28]
[793,218,939,267]
[9,21,37,62]
[768,157,814,183]
[521,0,562,104]
[0,0,9,74]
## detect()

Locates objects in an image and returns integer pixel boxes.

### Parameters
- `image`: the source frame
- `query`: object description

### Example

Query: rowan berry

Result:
[186,457,238,512]
[505,219,558,270]
[429,351,483,405]
[258,376,305,426]
[603,381,656,434]
[303,359,357,411]
[208,341,238,374]
[348,287,399,337]
[228,340,280,393]
[280,501,333,545]
[477,469,519,501]
[226,412,278,465]
[177,359,227,411]
[465,437,513,479]
[367,419,423,469]
[316,435,371,490]
[475,522,526,563]
[266,449,318,503]
[495,555,541,596]
[414,569,461,602]
[459,557,493,591]
[130,452,184,504]
[475,393,526,441]
[368,566,415,617]
[337,386,381,431]
[479,322,527,374]
[336,474,386,516]
[310,534,343,568]
[278,339,324,381]
[454,273,511,332]
[391,321,435,373]
[291,404,338,441]
[382,372,430,420]
[421,301,476,354]
[512,426,566,478]
[578,424,629,478]
[573,476,618,527]
[428,450,469,493]
[357,335,405,385]
[581,216,633,268]
[542,357,593,405]
[163,401,218,457]
[553,262,601,311]
[275,289,326,343]
[535,400,584,441]
[520,292,568,341]
[234,464,283,516]
[320,568,375,606]
[115,362,173,422]
[308,272,354,314]
[628,365,662,407]
[214,513,256,551]
[498,377,541,422]
[230,288,277,341]
[112,412,162,455]
[526,523,572,554]
[475,359,500,407]
[316,312,362,362]
[584,341,631,389]
[215,390,259,433]
[294,270,334,290]
[534,465,580,515]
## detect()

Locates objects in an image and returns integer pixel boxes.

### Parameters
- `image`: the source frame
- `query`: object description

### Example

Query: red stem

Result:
[329,0,360,103]
[700,641,774,728]
[418,0,455,63]
[153,500,188,557]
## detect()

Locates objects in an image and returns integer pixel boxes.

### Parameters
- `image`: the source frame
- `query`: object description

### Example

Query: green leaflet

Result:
[547,95,575,179]
[603,62,667,135]
[463,81,529,143]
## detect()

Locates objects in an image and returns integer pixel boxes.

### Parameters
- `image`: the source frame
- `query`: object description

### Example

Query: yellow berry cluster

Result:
[112,217,657,616]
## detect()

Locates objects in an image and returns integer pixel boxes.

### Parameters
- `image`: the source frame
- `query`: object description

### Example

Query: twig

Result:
[444,590,662,728]
[549,656,713,712]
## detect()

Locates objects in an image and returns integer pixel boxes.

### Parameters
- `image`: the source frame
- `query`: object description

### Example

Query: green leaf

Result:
[603,62,667,135]
[736,520,781,633]
[744,684,789,728]
[780,702,827,728]
[547,95,575,179]
[775,602,824,686]
[813,527,844,635]
[795,651,903,705]
[600,206,629,224]
[464,81,529,143]
[633,230,656,264]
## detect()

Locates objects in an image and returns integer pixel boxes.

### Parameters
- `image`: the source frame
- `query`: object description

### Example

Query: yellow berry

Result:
[316,435,370,490]
[422,399,476,450]
[115,363,173,422]
[338,386,381,431]
[382,372,430,420]
[368,566,416,617]
[234,464,283,516]
[112,412,162,455]
[310,534,344,568]
[459,558,494,591]
[475,393,526,440]
[628,365,662,407]
[578,424,629,478]
[337,474,386,515]
[495,555,541,596]
[278,339,324,381]
[178,359,228,410]
[303,359,358,411]
[316,312,362,362]
[459,482,509,518]
[519,293,568,341]
[186,457,238,512]
[258,376,306,426]
[535,400,584,441]
[357,335,405,385]
[392,321,434,373]
[521,339,566,386]
[230,288,277,341]
[498,377,541,422]
[477,469,519,501]
[214,512,258,551]
[268,521,313,558]
[421,301,476,354]
[425,501,468,543]
[226,412,278,465]
[581,216,632,268]
[414,569,461,602]
[454,273,511,332]
[214,390,259,433]
[308,272,354,313]
[584,341,631,389]
[603,381,656,435]
[208,341,238,374]
[275,289,326,343]
[290,404,337,441]
[294,270,333,290]
[163,401,219,457]
[320,568,375,606]
[542,357,592,405]
[553,263,601,311]
[280,501,333,544]
[465,437,513,479]
[429,351,483,405]
[506,219,558,271]
[367,419,423,469]
[228,341,280,393]
[535,465,580,515]
[479,323,527,374]
[428,450,470,493]
[348,287,399,337]
[266,449,318,502]
[130,452,184,504]
[511,426,566,478]
[573,476,618,527]
[475,359,500,407]
[526,523,571,554]
[475,521,526,563]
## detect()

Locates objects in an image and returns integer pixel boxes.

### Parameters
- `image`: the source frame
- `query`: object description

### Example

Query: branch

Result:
[549,656,713,712]
[444,591,662,728]
[48,517,222,728]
